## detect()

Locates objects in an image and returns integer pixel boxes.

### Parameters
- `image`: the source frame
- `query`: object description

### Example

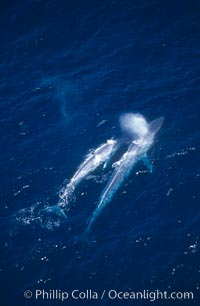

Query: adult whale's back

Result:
[85,142,140,234]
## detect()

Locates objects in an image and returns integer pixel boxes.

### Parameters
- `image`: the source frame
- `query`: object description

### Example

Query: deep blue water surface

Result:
[0,0,200,305]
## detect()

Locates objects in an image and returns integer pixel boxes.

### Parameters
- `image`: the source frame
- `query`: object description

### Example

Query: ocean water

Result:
[0,0,200,305]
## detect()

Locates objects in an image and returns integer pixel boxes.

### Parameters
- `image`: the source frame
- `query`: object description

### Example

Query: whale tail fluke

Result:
[83,216,95,238]
[83,208,99,237]
[83,224,91,239]
[41,206,68,220]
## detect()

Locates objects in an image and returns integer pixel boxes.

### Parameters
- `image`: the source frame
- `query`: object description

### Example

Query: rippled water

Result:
[0,0,200,305]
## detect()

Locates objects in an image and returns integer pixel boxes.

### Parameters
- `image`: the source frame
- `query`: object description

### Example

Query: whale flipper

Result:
[141,154,153,173]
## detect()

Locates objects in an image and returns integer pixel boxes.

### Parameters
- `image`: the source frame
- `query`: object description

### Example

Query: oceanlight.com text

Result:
[24,289,194,302]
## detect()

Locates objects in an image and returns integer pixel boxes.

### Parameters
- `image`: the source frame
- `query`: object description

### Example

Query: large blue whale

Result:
[84,114,164,234]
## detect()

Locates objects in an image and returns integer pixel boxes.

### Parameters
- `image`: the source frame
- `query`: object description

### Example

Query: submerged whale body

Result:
[44,113,163,234]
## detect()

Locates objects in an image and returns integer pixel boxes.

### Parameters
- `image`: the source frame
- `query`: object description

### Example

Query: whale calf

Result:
[58,139,118,207]
[84,114,164,234]
[43,139,119,217]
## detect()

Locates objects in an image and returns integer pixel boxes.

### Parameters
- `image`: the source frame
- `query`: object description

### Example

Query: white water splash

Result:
[120,113,149,139]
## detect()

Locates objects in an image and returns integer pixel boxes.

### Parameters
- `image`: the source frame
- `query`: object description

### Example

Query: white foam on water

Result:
[120,113,149,139]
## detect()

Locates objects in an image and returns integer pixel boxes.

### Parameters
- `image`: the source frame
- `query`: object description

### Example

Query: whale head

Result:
[148,117,164,137]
